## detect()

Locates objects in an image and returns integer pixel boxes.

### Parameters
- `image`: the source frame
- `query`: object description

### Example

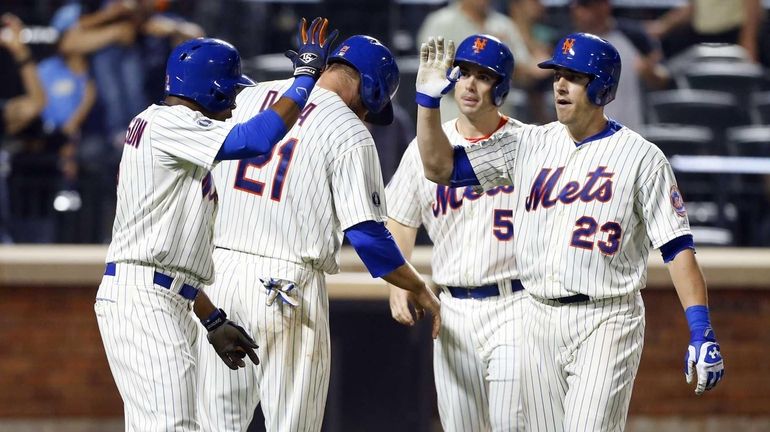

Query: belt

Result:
[553,293,591,304]
[446,279,524,299]
[104,262,199,301]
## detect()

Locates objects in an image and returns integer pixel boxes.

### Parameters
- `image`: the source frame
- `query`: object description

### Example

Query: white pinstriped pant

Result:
[521,292,645,432]
[197,248,330,432]
[434,284,526,432]
[94,264,201,432]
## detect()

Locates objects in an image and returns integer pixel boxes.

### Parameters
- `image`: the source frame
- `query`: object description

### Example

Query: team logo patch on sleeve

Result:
[371,192,381,207]
[197,118,213,128]
[670,185,686,217]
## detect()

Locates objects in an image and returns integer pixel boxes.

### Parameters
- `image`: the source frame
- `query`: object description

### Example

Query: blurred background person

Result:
[571,0,671,130]
[0,12,46,243]
[646,0,766,65]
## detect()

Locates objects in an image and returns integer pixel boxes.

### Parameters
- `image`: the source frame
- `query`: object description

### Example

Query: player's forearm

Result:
[416,106,454,184]
[384,219,418,292]
[382,262,429,294]
[667,249,708,309]
[192,290,218,321]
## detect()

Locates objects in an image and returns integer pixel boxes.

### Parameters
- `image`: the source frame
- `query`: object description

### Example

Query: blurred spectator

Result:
[0,13,46,243]
[57,0,145,149]
[646,0,766,64]
[41,3,98,187]
[508,0,556,123]
[571,0,671,130]
[417,0,548,120]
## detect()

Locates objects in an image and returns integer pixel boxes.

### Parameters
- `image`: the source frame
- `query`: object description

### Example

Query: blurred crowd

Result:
[1,0,769,246]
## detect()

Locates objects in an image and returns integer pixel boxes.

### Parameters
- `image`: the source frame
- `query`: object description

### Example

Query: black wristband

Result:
[201,308,227,332]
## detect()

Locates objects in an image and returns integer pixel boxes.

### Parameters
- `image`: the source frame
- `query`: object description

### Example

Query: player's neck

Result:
[456,112,503,139]
[318,72,367,120]
[565,111,608,143]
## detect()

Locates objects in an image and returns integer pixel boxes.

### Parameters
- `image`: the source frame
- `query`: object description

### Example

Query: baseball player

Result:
[196,35,441,432]
[413,33,725,431]
[387,34,526,431]
[94,18,338,431]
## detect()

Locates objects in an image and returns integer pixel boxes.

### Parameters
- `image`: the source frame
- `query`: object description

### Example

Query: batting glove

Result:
[202,308,260,370]
[416,36,461,108]
[261,277,300,307]
[285,17,339,80]
[684,305,724,395]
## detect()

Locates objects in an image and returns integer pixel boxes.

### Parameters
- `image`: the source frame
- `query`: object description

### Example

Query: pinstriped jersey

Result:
[212,79,388,274]
[106,104,232,284]
[387,117,523,287]
[465,121,691,299]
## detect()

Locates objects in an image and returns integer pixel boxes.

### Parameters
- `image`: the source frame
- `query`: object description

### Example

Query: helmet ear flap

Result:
[359,73,382,113]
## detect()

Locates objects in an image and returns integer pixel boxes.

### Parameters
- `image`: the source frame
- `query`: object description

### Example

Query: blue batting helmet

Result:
[454,34,514,106]
[165,38,255,112]
[328,35,400,125]
[538,32,621,106]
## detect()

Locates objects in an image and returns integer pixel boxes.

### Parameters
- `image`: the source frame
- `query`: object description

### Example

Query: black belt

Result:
[446,279,524,299]
[553,293,591,304]
[104,262,199,301]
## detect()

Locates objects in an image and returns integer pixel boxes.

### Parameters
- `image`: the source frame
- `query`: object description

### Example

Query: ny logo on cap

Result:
[562,38,575,54]
[472,37,487,54]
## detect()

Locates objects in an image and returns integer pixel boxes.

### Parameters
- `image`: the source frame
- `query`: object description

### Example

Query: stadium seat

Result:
[726,125,770,156]
[686,201,739,246]
[684,62,764,100]
[639,124,714,156]
[648,90,753,149]
[754,91,770,124]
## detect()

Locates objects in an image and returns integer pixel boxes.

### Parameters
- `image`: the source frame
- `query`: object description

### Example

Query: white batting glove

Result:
[685,333,724,395]
[415,36,461,108]
[261,278,300,307]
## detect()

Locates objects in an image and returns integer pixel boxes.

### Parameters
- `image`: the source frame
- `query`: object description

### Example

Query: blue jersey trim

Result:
[344,221,406,278]
[450,146,481,187]
[660,234,695,263]
[575,118,623,147]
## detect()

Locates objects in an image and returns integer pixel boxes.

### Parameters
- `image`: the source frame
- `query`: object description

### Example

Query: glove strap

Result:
[201,308,227,332]
[416,92,441,108]
[685,305,715,342]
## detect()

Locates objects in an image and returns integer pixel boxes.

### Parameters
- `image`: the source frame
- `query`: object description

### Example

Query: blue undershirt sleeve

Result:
[450,146,480,187]
[344,220,406,278]
[660,234,695,263]
[216,108,287,160]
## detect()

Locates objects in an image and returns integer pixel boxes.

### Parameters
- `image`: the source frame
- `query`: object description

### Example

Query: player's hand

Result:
[285,17,339,80]
[408,284,441,339]
[389,285,419,326]
[685,327,724,395]
[415,36,460,108]
[204,309,260,370]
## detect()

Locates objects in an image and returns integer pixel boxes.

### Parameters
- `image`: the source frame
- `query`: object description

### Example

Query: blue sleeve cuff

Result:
[217,109,287,160]
[449,146,480,187]
[344,220,406,278]
[660,234,695,263]
[282,75,316,109]
[416,92,441,108]
[685,305,715,341]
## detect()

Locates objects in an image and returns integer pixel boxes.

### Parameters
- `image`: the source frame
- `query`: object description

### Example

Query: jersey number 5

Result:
[233,138,298,202]
[493,209,514,241]
[570,216,622,255]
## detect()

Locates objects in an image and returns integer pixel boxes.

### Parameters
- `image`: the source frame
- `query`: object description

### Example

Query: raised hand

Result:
[415,36,460,108]
[285,17,339,80]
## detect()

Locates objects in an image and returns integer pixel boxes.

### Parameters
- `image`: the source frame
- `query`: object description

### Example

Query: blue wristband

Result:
[201,308,227,332]
[416,92,441,108]
[283,75,316,109]
[685,305,715,341]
